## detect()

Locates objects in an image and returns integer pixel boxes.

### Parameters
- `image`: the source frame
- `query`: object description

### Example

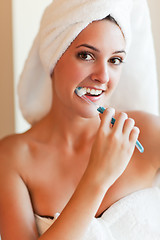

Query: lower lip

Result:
[83,93,103,102]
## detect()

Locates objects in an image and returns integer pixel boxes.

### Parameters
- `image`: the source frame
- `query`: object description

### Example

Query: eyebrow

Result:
[76,44,100,52]
[113,50,126,55]
[76,44,126,55]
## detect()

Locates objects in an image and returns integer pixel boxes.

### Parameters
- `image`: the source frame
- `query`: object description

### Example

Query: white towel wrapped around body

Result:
[18,0,159,125]
[35,187,160,239]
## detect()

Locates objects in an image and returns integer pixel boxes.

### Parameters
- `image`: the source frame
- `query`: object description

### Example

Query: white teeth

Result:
[76,87,103,97]
[82,87,102,96]
[86,88,90,93]
[90,89,96,95]
[95,90,102,95]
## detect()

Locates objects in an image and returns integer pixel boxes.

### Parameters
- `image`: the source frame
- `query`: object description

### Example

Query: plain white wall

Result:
[12,0,160,133]
[12,0,52,133]
[147,0,160,92]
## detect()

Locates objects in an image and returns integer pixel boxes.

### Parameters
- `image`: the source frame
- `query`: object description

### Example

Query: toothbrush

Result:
[75,87,144,153]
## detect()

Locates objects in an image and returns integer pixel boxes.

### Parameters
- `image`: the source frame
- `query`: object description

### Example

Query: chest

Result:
[26,149,155,218]
[26,149,89,216]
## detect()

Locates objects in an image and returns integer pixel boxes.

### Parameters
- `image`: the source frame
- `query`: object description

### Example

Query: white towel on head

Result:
[107,0,159,114]
[18,0,132,124]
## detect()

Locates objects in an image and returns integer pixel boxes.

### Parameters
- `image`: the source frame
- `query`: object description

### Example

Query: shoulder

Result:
[0,132,35,177]
[126,110,159,125]
[0,133,33,202]
[0,133,28,151]
[127,110,160,169]
[127,110,160,137]
[118,110,160,140]
[0,133,29,160]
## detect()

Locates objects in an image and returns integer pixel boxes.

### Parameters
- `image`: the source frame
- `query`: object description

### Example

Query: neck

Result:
[32,99,100,152]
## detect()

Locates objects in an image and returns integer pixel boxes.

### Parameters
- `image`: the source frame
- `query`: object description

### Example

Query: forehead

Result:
[70,20,126,52]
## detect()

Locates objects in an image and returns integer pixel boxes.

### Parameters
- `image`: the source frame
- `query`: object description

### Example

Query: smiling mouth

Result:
[78,87,104,97]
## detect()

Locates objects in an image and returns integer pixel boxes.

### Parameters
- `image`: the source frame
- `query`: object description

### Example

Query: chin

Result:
[75,105,99,119]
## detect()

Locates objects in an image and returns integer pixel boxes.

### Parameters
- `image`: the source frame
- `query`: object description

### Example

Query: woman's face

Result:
[52,19,126,118]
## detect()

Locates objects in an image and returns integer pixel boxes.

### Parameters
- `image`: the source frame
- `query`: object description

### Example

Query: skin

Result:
[0,19,160,240]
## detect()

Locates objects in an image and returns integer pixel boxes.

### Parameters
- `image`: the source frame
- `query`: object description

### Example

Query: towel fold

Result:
[85,187,160,239]
[35,187,160,239]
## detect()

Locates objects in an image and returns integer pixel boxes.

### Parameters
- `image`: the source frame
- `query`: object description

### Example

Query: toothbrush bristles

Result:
[75,87,99,107]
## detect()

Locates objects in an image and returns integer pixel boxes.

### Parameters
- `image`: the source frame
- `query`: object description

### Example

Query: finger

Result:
[112,112,128,134]
[99,107,115,133]
[129,126,140,143]
[123,118,135,135]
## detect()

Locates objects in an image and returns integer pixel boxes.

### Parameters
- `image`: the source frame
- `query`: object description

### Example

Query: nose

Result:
[91,62,109,84]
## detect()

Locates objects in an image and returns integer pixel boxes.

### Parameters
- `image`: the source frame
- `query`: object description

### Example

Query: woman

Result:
[0,0,160,239]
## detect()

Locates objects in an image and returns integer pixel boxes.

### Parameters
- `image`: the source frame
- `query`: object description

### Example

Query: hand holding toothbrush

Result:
[85,107,140,188]
[75,87,144,153]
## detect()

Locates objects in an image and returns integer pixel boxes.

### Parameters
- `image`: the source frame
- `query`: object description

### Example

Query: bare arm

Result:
[144,113,160,170]
[0,108,139,240]
[0,161,39,239]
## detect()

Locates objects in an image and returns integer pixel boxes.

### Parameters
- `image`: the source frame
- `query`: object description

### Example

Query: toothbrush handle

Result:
[97,107,144,153]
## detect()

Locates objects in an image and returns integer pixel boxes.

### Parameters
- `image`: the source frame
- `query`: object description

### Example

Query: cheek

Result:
[56,56,85,84]
[53,62,87,101]
[108,69,122,90]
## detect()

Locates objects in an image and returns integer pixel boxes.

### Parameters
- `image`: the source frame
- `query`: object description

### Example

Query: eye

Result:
[77,51,95,61]
[109,57,123,65]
